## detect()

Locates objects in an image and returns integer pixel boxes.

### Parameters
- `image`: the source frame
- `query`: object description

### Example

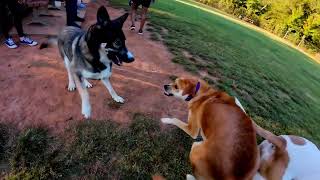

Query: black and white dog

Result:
[41,6,134,118]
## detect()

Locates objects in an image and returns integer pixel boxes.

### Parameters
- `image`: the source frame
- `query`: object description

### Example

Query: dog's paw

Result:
[161,118,173,124]
[112,95,124,103]
[82,104,91,119]
[68,83,76,91]
[186,174,196,180]
[83,80,93,89]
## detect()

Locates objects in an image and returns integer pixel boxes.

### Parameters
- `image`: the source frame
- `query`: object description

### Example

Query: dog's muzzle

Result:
[105,47,135,66]
[163,85,173,96]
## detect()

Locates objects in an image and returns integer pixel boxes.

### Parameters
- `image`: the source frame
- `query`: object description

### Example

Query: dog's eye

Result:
[271,144,275,150]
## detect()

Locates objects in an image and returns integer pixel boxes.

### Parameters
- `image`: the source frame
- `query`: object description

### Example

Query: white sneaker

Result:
[20,36,38,46]
[4,38,18,49]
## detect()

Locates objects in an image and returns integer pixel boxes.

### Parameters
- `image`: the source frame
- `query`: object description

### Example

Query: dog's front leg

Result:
[101,78,124,103]
[161,112,199,139]
[73,73,91,118]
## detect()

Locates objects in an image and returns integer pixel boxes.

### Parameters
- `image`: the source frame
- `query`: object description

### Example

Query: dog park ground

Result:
[0,0,320,179]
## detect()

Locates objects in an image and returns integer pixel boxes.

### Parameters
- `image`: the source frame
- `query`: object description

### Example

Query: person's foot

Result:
[130,25,135,31]
[138,29,143,35]
[20,36,38,46]
[75,16,85,22]
[4,37,18,49]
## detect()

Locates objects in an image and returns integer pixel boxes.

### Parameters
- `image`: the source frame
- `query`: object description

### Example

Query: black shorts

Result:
[132,0,152,8]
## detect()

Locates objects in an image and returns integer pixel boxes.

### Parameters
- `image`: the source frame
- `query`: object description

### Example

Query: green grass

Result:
[111,0,320,144]
[0,114,192,179]
[1,0,320,178]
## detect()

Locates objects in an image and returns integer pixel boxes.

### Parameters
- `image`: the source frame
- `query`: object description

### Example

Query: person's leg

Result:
[66,0,79,27]
[138,0,151,34]
[0,1,18,48]
[0,2,10,39]
[7,0,25,37]
[130,1,138,30]
[7,0,38,46]
[138,6,149,34]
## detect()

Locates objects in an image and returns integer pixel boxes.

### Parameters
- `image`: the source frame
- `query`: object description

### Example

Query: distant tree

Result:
[246,0,264,16]
[195,0,320,52]
[233,0,247,8]
[302,14,320,46]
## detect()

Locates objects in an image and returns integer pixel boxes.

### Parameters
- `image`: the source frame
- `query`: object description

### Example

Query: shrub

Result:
[234,7,247,17]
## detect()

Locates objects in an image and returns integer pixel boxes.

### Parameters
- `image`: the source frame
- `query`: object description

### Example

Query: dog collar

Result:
[185,82,201,101]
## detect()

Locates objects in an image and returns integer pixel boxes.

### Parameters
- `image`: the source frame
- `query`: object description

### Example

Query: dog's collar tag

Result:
[185,82,201,101]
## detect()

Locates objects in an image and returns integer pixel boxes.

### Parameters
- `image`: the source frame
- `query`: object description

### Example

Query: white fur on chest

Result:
[81,68,111,79]
[81,44,112,80]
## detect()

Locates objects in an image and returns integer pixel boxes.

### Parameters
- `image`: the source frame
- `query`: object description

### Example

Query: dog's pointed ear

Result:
[97,6,110,26]
[114,13,129,28]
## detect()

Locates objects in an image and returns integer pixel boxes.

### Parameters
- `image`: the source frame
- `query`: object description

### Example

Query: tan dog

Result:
[161,78,259,180]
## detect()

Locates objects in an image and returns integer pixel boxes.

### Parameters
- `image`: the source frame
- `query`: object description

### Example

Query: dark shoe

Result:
[138,29,143,35]
[75,16,85,22]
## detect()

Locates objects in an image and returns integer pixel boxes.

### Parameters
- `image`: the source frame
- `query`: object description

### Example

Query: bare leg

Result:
[139,7,149,31]
[130,3,137,27]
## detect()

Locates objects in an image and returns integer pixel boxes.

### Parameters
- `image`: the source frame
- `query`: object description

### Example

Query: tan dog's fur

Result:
[162,78,259,180]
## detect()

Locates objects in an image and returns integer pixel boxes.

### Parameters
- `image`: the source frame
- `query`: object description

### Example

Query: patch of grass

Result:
[7,128,66,180]
[111,0,320,144]
[0,124,11,161]
[1,114,192,179]
[0,124,17,176]
[117,114,192,179]
[67,113,192,179]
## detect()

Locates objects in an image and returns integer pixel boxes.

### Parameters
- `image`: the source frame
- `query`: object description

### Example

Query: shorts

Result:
[132,0,152,8]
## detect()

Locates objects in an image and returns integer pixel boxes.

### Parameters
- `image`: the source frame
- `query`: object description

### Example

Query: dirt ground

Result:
[0,0,194,132]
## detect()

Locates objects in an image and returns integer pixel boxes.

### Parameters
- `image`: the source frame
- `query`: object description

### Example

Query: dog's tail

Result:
[39,35,58,49]
[251,120,286,149]
[235,97,286,149]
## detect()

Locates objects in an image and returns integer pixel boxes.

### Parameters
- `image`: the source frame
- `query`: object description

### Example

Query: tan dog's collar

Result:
[185,82,201,101]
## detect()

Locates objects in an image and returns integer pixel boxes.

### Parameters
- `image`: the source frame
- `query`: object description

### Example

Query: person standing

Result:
[0,0,38,49]
[65,0,84,28]
[130,0,153,35]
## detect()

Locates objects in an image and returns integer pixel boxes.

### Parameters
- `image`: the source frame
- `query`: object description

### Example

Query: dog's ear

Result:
[97,6,110,26]
[114,13,129,28]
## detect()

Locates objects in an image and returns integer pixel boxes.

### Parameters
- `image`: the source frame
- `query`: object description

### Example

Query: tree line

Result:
[196,0,320,53]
